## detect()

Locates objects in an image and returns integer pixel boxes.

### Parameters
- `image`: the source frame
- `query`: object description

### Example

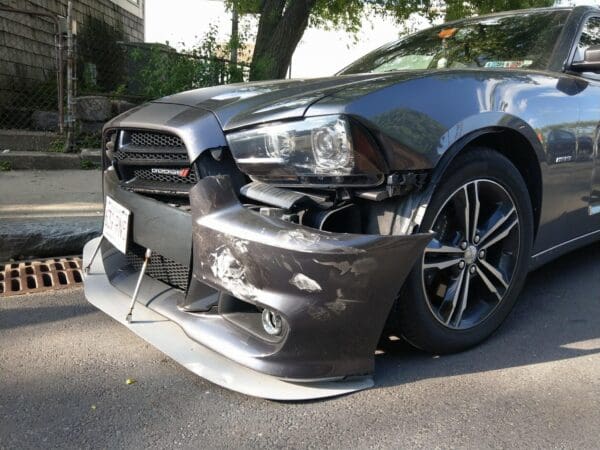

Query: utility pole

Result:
[65,0,75,152]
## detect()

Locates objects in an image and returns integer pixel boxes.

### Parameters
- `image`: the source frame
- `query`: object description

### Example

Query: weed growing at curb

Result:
[78,134,102,149]
[80,160,99,170]
[0,161,11,171]
[48,138,66,152]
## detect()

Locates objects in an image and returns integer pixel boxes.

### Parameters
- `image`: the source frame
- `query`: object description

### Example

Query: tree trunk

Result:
[230,5,239,64]
[249,0,316,81]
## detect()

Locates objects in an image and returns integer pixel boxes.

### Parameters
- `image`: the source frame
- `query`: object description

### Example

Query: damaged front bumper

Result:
[83,173,431,399]
[83,239,375,400]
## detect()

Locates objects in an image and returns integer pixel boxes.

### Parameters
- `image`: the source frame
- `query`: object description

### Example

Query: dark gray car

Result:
[83,6,600,399]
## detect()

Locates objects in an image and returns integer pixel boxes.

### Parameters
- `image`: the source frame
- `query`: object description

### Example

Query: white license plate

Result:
[103,196,131,254]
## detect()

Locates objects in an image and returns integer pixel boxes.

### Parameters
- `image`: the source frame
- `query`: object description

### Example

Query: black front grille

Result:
[114,150,188,161]
[111,130,194,201]
[129,131,184,149]
[109,129,248,207]
[126,247,190,291]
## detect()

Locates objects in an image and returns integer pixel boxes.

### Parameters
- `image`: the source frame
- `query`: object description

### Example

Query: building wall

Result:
[0,0,144,109]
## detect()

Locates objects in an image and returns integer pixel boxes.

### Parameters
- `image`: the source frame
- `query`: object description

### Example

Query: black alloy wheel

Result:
[392,148,534,354]
[422,179,520,330]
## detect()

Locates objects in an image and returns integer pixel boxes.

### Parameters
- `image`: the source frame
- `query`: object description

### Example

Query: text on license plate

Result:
[103,196,131,254]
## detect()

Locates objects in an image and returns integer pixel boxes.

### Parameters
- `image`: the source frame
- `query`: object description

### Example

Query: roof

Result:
[441,5,595,27]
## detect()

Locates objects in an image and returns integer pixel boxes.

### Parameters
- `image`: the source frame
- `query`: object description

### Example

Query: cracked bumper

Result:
[84,173,431,398]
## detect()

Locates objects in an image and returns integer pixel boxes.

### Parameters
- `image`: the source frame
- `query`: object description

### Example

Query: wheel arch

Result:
[427,126,543,238]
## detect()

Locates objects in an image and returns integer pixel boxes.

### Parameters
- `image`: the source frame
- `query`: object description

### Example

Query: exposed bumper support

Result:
[188,176,432,379]
[83,238,374,400]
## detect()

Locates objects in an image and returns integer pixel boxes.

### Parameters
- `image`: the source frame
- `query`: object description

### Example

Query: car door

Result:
[571,15,600,226]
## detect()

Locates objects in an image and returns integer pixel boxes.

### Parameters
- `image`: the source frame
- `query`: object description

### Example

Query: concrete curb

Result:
[0,202,104,219]
[0,169,104,261]
[0,217,102,261]
[0,150,101,171]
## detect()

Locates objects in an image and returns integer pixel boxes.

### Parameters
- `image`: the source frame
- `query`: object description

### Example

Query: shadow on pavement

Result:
[0,299,97,330]
[374,241,600,388]
[1,240,597,397]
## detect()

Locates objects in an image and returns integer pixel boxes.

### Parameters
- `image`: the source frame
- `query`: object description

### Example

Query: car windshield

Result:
[339,10,570,74]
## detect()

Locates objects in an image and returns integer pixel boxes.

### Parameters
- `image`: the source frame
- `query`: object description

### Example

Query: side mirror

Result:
[570,44,600,72]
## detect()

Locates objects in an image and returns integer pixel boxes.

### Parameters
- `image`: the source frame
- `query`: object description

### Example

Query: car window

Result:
[339,10,569,74]
[574,16,600,80]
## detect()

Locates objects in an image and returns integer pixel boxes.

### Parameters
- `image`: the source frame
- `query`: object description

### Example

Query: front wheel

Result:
[394,148,534,354]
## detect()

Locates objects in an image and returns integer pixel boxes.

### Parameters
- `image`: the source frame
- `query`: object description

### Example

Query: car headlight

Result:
[226,115,386,187]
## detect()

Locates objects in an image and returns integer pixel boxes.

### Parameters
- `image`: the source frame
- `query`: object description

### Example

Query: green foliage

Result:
[48,137,66,153]
[443,0,554,21]
[77,16,126,93]
[309,0,556,32]
[131,26,249,100]
[77,134,102,149]
[80,159,99,170]
[225,0,262,14]
[313,0,554,27]
[111,84,128,99]
[309,0,369,35]
[0,161,11,171]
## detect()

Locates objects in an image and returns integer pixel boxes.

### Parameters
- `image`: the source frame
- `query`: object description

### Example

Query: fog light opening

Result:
[261,308,283,336]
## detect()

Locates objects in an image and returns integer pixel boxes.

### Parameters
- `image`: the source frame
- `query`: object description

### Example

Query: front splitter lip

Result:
[83,237,374,400]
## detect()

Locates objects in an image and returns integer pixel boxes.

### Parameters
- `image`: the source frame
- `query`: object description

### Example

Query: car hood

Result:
[152,72,425,131]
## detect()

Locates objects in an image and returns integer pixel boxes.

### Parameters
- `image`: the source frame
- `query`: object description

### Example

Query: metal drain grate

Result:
[0,257,83,297]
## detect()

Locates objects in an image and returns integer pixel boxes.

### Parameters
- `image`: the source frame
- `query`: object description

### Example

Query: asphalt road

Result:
[1,242,599,449]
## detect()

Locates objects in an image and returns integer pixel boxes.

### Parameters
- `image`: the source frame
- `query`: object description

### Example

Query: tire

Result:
[393,147,534,354]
